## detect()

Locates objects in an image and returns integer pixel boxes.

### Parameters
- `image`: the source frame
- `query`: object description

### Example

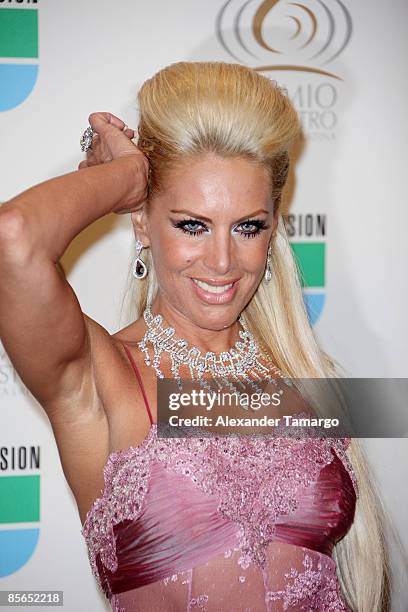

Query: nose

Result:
[202,229,234,276]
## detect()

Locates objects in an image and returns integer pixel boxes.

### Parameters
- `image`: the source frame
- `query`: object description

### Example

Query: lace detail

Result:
[81,427,155,578]
[265,552,348,611]
[110,593,126,612]
[81,412,358,595]
[330,437,359,498]
[189,594,209,609]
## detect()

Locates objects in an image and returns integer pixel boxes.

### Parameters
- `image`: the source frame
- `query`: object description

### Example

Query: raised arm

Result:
[0,112,149,415]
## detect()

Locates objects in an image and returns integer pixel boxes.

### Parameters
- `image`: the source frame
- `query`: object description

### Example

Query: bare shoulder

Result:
[50,313,155,526]
[81,312,155,434]
[87,315,153,417]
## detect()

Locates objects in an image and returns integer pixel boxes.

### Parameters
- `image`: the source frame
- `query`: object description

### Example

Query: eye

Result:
[172,219,207,236]
[237,220,269,239]
[171,218,269,238]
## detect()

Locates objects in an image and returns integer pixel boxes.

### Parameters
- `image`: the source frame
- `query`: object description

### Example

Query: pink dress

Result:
[81,344,358,611]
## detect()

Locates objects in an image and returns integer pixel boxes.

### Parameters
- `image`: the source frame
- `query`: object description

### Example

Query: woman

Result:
[0,62,391,611]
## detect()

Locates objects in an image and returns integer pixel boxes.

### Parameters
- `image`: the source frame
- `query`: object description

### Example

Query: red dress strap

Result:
[120,342,154,426]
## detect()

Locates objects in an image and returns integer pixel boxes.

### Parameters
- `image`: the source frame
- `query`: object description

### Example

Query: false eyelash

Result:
[172,218,269,239]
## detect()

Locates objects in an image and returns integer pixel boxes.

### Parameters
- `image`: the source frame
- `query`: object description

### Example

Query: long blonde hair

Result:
[120,61,395,610]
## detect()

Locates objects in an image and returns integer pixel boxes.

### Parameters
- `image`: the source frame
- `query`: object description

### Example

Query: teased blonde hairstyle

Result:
[120,61,397,610]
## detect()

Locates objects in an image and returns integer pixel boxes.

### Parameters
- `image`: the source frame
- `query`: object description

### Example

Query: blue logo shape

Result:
[303,292,326,325]
[0,64,38,111]
[0,8,39,111]
[0,528,40,577]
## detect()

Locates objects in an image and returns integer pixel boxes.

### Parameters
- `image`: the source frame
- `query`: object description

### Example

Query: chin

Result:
[192,309,239,330]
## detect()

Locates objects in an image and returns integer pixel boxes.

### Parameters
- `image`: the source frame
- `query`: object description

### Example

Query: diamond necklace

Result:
[138,305,284,394]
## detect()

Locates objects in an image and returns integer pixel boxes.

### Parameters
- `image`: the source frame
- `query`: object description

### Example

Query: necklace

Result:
[138,306,284,394]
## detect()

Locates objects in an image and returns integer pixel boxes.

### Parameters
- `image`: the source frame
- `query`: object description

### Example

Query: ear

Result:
[130,203,151,247]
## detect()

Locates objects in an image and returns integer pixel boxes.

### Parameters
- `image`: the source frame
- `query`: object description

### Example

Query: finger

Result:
[88,111,127,133]
[85,135,100,161]
[85,147,97,164]
[85,155,99,167]
[88,114,108,136]
[86,146,96,160]
[108,113,128,130]
[124,127,135,139]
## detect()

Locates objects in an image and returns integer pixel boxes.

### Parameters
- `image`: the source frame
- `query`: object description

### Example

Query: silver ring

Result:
[80,126,96,152]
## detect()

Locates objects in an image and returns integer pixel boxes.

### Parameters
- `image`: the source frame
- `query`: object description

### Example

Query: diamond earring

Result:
[264,245,272,282]
[132,239,148,279]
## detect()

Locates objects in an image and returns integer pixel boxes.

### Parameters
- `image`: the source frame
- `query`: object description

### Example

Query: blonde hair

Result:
[120,61,398,610]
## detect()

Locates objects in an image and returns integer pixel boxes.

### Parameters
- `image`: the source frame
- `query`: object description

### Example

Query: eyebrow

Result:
[169,209,270,223]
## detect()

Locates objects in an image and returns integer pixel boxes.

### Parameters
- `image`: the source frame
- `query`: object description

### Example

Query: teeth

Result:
[193,279,234,293]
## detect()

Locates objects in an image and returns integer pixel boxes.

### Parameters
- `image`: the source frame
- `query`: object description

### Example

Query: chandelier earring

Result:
[132,239,148,280]
[264,244,272,283]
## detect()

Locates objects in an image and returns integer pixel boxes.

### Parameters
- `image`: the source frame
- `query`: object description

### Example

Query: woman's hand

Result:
[78,112,149,214]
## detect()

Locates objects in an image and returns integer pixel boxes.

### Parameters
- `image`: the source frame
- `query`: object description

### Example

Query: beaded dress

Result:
[81,343,358,611]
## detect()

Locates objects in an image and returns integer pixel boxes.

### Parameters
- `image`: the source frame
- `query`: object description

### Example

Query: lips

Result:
[193,279,234,292]
[191,277,240,286]
[190,277,239,304]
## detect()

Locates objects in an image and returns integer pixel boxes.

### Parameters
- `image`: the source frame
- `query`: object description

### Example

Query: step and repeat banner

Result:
[1,1,407,610]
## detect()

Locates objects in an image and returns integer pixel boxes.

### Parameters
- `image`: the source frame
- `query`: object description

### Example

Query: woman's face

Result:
[133,152,277,336]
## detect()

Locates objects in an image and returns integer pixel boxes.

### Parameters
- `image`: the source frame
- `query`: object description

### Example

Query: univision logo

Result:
[0,5,39,111]
[216,0,352,80]
[284,213,326,325]
[0,446,41,577]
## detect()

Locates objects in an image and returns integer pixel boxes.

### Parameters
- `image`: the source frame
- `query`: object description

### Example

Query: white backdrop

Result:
[1,1,407,610]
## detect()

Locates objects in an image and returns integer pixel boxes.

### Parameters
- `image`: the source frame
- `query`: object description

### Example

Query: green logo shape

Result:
[290,242,325,288]
[0,9,38,58]
[0,475,40,523]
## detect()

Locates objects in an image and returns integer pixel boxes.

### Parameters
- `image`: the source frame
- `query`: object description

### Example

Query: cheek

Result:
[153,235,195,270]
[238,243,268,272]
[169,244,193,266]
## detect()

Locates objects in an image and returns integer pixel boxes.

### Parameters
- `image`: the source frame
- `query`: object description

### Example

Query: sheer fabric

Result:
[81,344,358,611]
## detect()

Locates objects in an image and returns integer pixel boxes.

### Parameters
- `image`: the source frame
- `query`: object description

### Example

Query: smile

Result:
[190,278,239,304]
[192,279,234,293]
